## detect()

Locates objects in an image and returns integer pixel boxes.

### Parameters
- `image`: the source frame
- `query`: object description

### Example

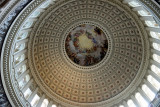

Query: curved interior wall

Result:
[0,0,159,107]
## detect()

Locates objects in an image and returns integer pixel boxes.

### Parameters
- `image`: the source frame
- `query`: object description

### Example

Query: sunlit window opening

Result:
[15,54,25,64]
[23,21,33,29]
[41,99,49,107]
[151,65,160,76]
[127,99,136,107]
[135,93,149,107]
[24,88,32,99]
[138,10,150,16]
[153,54,160,63]
[15,43,26,52]
[52,104,57,107]
[16,64,27,76]
[147,75,160,90]
[142,84,156,101]
[2,0,160,107]
[128,1,141,7]
[119,105,124,107]
[150,31,160,39]
[31,94,40,106]
[17,32,28,40]
[30,11,41,18]
[153,43,160,51]
[18,74,30,89]
[145,21,160,28]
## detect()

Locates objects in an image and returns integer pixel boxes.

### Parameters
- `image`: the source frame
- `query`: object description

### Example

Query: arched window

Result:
[52,104,57,107]
[41,99,49,107]
[147,75,160,90]
[150,31,160,39]
[18,74,30,89]
[153,54,160,63]
[153,43,160,51]
[31,94,40,107]
[127,99,136,107]
[145,21,159,28]
[142,84,156,101]
[151,65,160,76]
[135,92,149,107]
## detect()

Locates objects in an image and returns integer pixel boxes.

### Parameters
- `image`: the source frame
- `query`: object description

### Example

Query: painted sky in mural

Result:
[65,24,108,66]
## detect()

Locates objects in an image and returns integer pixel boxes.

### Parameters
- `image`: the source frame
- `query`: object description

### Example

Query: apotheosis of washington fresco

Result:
[65,24,108,66]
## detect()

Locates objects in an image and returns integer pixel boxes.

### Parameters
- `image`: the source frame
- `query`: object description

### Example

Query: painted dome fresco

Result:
[65,24,108,66]
[1,0,160,107]
[29,0,145,104]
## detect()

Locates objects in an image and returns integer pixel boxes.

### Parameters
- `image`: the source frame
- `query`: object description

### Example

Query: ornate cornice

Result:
[0,0,159,107]
[0,0,34,107]
[0,0,32,51]
[137,0,160,25]
[3,0,149,106]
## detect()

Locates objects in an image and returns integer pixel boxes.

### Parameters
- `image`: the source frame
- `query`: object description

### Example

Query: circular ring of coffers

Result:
[1,0,150,107]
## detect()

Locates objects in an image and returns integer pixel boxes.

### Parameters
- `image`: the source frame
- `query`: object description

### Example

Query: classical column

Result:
[22,79,33,93]
[47,101,53,107]
[14,59,27,68]
[148,69,160,83]
[36,8,45,13]
[20,28,32,33]
[151,49,160,56]
[150,38,160,43]
[150,60,160,70]
[133,6,144,11]
[140,16,154,21]
[14,49,27,57]
[14,50,27,62]
[36,94,45,107]
[144,79,157,94]
[123,101,129,107]
[15,39,28,46]
[138,88,151,103]
[28,87,39,103]
[17,69,29,82]
[147,27,160,33]
[131,95,141,107]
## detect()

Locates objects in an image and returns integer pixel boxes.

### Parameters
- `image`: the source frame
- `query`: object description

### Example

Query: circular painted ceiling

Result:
[28,0,148,106]
[65,24,108,66]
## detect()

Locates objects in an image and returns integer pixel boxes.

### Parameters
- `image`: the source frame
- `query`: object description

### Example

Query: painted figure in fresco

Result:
[65,24,108,66]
